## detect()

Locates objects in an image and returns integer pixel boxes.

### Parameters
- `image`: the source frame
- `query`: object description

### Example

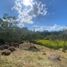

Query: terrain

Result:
[0,42,67,67]
[0,16,67,67]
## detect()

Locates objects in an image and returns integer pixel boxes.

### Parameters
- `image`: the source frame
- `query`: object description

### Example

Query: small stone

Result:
[43,52,46,55]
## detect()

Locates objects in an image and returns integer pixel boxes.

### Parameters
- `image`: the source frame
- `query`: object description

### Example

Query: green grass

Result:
[35,40,67,49]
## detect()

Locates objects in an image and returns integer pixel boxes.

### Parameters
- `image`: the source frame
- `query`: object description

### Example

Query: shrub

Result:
[0,39,5,45]
[62,42,67,52]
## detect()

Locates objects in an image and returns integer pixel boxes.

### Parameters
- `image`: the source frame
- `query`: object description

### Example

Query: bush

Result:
[62,43,67,52]
[0,39,5,45]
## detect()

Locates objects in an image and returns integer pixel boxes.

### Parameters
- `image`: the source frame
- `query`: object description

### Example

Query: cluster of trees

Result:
[0,15,42,43]
[0,15,67,44]
[0,15,26,43]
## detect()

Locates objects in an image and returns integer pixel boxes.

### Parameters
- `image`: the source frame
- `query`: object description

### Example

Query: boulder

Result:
[48,54,61,61]
[0,45,9,50]
[10,42,19,48]
[3,45,9,49]
[1,49,11,56]
[8,46,16,52]
[0,45,4,50]
[28,45,39,51]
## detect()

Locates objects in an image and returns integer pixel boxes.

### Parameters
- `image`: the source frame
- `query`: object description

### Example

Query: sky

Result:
[0,0,67,31]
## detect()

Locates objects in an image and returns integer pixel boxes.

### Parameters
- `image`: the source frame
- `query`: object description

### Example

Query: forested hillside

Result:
[0,15,67,43]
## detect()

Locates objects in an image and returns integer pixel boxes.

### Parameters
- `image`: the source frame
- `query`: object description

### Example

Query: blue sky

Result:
[0,0,67,31]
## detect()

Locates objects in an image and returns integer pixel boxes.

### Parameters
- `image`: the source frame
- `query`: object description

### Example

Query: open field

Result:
[0,42,67,67]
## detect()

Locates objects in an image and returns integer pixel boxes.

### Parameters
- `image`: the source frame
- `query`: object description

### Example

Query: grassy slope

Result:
[35,40,67,49]
[0,43,67,67]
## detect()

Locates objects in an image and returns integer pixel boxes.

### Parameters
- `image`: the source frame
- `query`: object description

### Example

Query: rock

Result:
[0,45,9,50]
[59,48,63,52]
[10,42,19,48]
[14,43,19,48]
[48,54,61,61]
[28,45,39,51]
[1,49,11,56]
[0,45,4,50]
[3,45,9,49]
[43,52,46,55]
[8,46,16,52]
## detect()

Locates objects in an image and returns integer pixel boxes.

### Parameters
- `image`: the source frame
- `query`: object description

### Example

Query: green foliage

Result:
[0,15,31,43]
[35,39,67,49]
[0,14,67,48]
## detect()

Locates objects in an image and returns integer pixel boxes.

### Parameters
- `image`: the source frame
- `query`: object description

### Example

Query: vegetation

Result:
[0,14,67,67]
[0,43,67,67]
[0,14,67,50]
[34,40,67,50]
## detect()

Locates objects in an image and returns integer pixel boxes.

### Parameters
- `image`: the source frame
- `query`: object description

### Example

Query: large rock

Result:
[3,45,9,49]
[0,45,5,50]
[1,49,11,56]
[0,45,9,50]
[8,46,16,52]
[48,54,61,61]
[28,45,39,51]
[10,42,19,48]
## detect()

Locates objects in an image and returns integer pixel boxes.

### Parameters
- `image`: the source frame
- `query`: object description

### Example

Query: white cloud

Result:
[32,24,67,32]
[13,0,47,26]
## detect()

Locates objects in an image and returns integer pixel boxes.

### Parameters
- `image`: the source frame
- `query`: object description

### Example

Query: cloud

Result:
[13,0,47,26]
[32,24,67,32]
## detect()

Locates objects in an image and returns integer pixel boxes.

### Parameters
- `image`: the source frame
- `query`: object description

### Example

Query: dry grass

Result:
[0,43,67,67]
